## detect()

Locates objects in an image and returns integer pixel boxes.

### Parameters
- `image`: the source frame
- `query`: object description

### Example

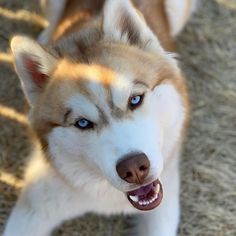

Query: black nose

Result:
[116,153,150,184]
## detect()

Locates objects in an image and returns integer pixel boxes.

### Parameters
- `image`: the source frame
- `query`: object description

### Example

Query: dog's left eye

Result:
[74,118,94,130]
[129,94,144,110]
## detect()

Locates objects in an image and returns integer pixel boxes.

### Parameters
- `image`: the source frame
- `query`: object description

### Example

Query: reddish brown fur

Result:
[31,0,189,148]
[53,0,174,50]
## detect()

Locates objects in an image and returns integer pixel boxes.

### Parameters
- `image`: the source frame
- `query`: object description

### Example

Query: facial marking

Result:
[85,80,111,119]
[111,74,131,111]
[66,95,100,124]
[130,81,148,98]
[133,80,149,89]
[63,109,72,124]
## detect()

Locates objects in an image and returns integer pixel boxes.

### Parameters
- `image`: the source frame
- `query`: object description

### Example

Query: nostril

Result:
[116,152,150,184]
[139,165,147,171]
[126,171,133,178]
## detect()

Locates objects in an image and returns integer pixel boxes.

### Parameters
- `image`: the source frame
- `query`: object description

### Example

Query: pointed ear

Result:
[103,0,164,53]
[10,36,58,106]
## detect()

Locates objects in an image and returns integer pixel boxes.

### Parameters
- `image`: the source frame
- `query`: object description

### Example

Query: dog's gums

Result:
[127,179,163,211]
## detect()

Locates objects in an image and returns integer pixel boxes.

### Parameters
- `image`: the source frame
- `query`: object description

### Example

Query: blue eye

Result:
[129,94,144,109]
[74,118,94,130]
[131,95,141,105]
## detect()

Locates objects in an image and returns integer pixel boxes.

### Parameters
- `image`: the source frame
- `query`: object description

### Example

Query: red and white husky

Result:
[4,0,195,235]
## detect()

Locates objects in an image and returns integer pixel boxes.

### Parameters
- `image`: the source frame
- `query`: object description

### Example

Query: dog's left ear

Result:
[103,0,164,53]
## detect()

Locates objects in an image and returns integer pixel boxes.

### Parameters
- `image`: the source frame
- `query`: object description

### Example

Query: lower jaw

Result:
[127,179,163,211]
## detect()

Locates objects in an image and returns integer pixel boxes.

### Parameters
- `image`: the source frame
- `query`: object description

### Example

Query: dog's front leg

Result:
[3,168,86,236]
[3,196,60,236]
[136,159,180,236]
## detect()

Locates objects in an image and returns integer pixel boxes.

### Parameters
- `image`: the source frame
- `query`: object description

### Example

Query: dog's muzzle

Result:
[127,179,163,211]
[116,153,163,210]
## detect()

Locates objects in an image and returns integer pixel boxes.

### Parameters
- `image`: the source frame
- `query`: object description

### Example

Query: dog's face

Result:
[11,0,187,211]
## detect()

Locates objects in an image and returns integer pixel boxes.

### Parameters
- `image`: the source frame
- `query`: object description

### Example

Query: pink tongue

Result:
[127,182,153,196]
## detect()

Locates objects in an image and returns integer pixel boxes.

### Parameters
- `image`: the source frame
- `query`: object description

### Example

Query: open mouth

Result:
[127,179,163,211]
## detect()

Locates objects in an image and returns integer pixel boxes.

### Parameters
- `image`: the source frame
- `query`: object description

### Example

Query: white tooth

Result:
[139,201,143,205]
[130,195,139,202]
[154,184,160,194]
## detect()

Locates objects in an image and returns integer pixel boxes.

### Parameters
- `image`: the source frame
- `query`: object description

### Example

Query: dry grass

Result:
[0,0,236,235]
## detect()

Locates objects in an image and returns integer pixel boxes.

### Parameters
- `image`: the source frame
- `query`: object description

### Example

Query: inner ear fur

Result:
[102,0,164,53]
[11,36,58,106]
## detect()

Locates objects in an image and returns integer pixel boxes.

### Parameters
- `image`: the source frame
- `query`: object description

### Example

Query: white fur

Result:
[136,150,181,236]
[165,0,197,37]
[4,82,185,236]
[103,0,165,54]
[11,36,57,106]
[5,1,187,235]
[67,95,100,123]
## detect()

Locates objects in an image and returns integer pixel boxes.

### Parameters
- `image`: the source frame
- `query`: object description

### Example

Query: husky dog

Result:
[4,0,195,235]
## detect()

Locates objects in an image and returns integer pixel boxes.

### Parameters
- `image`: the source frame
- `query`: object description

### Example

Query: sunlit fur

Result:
[4,0,193,235]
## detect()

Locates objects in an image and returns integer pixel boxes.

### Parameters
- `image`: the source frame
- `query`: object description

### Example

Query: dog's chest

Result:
[76,183,138,215]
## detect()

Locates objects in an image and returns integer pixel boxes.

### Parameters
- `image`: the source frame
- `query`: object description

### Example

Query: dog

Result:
[4,0,195,235]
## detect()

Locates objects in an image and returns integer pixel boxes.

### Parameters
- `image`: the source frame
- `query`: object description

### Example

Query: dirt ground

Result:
[0,0,236,235]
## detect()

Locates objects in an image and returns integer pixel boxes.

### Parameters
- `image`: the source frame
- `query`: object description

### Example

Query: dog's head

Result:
[11,0,187,211]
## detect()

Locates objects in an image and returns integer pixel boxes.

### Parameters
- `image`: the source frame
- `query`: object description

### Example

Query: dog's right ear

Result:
[11,36,58,107]
[102,0,164,54]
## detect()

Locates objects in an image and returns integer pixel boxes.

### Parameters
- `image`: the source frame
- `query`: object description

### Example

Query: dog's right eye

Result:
[128,94,144,110]
[74,118,94,130]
